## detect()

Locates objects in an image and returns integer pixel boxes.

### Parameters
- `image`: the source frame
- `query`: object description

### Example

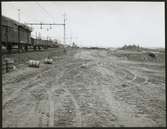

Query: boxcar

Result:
[1,15,32,52]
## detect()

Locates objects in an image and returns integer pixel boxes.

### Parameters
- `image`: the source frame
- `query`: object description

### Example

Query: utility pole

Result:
[18,9,20,22]
[17,9,21,65]
[36,32,37,39]
[70,34,72,45]
[63,13,66,45]
[63,13,67,53]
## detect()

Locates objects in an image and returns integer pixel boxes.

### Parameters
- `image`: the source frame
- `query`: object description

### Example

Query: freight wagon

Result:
[1,15,32,52]
[1,15,58,53]
[31,38,49,50]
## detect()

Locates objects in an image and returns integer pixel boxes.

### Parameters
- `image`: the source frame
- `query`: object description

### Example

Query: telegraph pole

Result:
[18,8,21,66]
[18,9,20,22]
[63,13,67,53]
[70,34,72,45]
[63,13,66,45]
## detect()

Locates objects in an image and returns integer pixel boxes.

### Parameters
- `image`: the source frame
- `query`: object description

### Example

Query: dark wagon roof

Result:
[1,15,32,32]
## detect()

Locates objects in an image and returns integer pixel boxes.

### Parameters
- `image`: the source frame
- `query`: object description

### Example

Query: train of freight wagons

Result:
[1,15,59,53]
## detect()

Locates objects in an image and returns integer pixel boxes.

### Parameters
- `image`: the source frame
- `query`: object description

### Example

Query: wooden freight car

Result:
[1,15,32,52]
[31,38,49,50]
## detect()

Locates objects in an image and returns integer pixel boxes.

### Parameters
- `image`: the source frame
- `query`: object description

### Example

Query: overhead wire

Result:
[36,2,55,23]
[35,2,57,40]
[10,2,64,42]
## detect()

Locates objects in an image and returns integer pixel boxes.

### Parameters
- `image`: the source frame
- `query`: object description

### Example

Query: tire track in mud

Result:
[51,62,83,127]
[47,90,54,127]
[63,87,82,127]
[50,84,82,127]
[63,59,120,127]
[56,58,109,127]
[3,56,70,127]
[116,79,165,126]
[118,62,164,85]
[102,57,149,86]
[58,55,151,126]
[21,61,69,127]
[87,51,159,127]
[3,49,165,127]
[114,66,148,85]
[27,103,42,127]
[118,64,164,86]
[75,50,165,127]
[3,49,82,127]
[93,64,156,127]
[106,60,165,126]
[101,84,156,127]
[32,58,83,127]
[3,59,55,85]
[30,56,79,127]
[3,65,56,107]
[18,77,61,127]
[103,56,149,85]
[3,54,68,106]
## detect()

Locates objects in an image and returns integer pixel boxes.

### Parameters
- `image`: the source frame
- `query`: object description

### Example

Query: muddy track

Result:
[2,48,165,127]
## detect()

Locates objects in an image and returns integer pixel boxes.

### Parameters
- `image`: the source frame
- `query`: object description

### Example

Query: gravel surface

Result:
[2,47,166,127]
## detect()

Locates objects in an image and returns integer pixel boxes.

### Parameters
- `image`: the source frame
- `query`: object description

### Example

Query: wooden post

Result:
[18,26,20,53]
[6,26,8,51]
[5,60,8,73]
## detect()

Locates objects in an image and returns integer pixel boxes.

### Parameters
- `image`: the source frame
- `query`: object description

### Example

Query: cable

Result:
[36,2,55,23]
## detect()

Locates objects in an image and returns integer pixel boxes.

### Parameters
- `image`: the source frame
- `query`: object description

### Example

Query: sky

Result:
[1,1,165,48]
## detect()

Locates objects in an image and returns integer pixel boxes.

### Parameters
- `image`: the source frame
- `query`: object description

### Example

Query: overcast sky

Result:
[2,1,165,48]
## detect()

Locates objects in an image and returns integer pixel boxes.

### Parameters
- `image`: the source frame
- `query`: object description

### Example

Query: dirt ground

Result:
[2,47,166,127]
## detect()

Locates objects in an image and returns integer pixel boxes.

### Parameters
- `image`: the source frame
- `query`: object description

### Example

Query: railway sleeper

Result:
[38,46,41,51]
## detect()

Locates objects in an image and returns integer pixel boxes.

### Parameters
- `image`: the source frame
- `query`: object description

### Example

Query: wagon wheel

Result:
[7,44,12,54]
[25,45,28,52]
[33,46,36,51]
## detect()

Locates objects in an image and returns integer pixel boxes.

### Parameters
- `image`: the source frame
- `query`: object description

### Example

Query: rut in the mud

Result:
[2,48,165,127]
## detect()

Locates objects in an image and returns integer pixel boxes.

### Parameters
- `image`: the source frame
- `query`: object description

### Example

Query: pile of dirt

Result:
[107,49,165,63]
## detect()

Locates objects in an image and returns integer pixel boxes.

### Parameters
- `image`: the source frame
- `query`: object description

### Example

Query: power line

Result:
[36,2,55,23]
[9,3,18,10]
